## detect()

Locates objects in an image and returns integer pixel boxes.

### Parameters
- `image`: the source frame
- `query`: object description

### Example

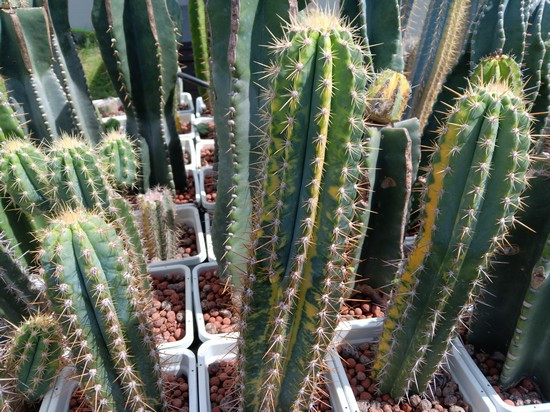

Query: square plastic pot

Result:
[204,212,217,262]
[196,139,215,170]
[174,169,201,209]
[196,96,207,117]
[331,318,496,412]
[197,339,351,412]
[148,263,194,351]
[180,136,197,171]
[459,344,550,412]
[199,167,216,211]
[192,262,239,342]
[39,350,198,412]
[148,205,207,267]
[177,112,197,141]
[178,88,195,114]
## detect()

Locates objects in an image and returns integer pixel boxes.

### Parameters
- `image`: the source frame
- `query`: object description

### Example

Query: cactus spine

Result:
[136,187,177,262]
[39,210,163,412]
[236,10,372,411]
[0,315,63,406]
[372,77,532,398]
[98,131,139,192]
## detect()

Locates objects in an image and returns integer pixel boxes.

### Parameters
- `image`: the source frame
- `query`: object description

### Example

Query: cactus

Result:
[39,210,163,412]
[366,69,411,124]
[188,0,211,102]
[0,3,101,144]
[0,315,63,406]
[209,0,307,288]
[372,77,532,398]
[136,187,177,262]
[92,0,186,191]
[236,10,373,411]
[499,231,550,398]
[98,131,139,192]
[0,99,25,143]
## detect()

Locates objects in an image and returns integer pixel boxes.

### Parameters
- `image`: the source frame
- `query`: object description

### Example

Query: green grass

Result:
[74,29,117,100]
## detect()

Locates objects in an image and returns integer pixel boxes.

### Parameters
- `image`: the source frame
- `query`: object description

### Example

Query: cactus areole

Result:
[236,9,373,411]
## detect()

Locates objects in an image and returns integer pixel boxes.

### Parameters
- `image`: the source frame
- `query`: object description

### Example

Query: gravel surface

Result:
[204,173,217,203]
[201,145,215,167]
[174,174,196,205]
[198,268,238,335]
[151,273,186,344]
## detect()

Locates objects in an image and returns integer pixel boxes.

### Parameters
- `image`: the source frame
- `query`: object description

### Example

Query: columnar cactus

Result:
[136,187,178,262]
[236,10,372,411]
[39,210,163,411]
[188,0,211,102]
[0,315,63,406]
[92,0,186,190]
[98,131,139,192]
[372,77,532,398]
[499,230,550,398]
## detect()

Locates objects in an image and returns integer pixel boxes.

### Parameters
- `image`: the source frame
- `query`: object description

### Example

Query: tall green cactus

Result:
[188,0,211,102]
[0,315,63,406]
[92,0,186,190]
[136,187,177,262]
[0,3,101,144]
[39,210,163,412]
[372,77,532,398]
[499,231,550,398]
[236,10,372,411]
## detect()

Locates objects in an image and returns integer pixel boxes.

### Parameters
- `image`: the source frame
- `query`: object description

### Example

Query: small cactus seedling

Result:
[237,9,374,411]
[0,315,63,407]
[372,77,532,398]
[98,131,139,192]
[39,209,164,411]
[136,187,178,262]
[0,98,24,143]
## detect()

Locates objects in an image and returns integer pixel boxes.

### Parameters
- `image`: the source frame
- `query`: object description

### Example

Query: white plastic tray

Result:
[204,212,217,262]
[192,262,239,342]
[196,96,207,117]
[148,264,194,351]
[460,344,550,411]
[196,139,215,170]
[177,112,197,141]
[180,136,197,171]
[40,350,198,412]
[197,339,351,412]
[194,115,215,141]
[331,319,496,412]
[148,206,207,267]
[199,167,216,211]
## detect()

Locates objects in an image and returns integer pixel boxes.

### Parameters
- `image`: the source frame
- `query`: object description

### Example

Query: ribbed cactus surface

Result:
[0,99,24,143]
[0,315,63,405]
[373,78,532,398]
[237,10,372,411]
[39,210,163,411]
[137,187,177,262]
[98,131,138,192]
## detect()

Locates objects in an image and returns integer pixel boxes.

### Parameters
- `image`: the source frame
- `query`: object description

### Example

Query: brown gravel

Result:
[179,121,192,134]
[151,273,186,344]
[177,223,198,258]
[199,268,238,335]
[201,145,215,167]
[174,174,196,205]
[208,359,332,412]
[338,342,471,412]
[205,173,217,203]
[340,288,385,321]
[464,345,544,407]
[68,374,190,412]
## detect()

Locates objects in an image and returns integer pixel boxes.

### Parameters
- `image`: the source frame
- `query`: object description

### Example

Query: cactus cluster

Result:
[0,315,63,408]
[136,187,178,262]
[39,210,163,411]
[235,10,373,411]
[373,65,532,397]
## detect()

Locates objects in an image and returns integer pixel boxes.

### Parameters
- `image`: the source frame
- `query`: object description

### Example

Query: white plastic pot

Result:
[331,318,497,412]
[204,212,217,262]
[192,262,238,342]
[180,136,197,171]
[199,167,216,211]
[197,339,351,412]
[196,96,207,117]
[460,345,550,412]
[148,264,194,351]
[40,350,198,412]
[196,139,215,170]
[194,116,215,141]
[177,112,197,141]
[148,206,207,267]
[178,89,195,114]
